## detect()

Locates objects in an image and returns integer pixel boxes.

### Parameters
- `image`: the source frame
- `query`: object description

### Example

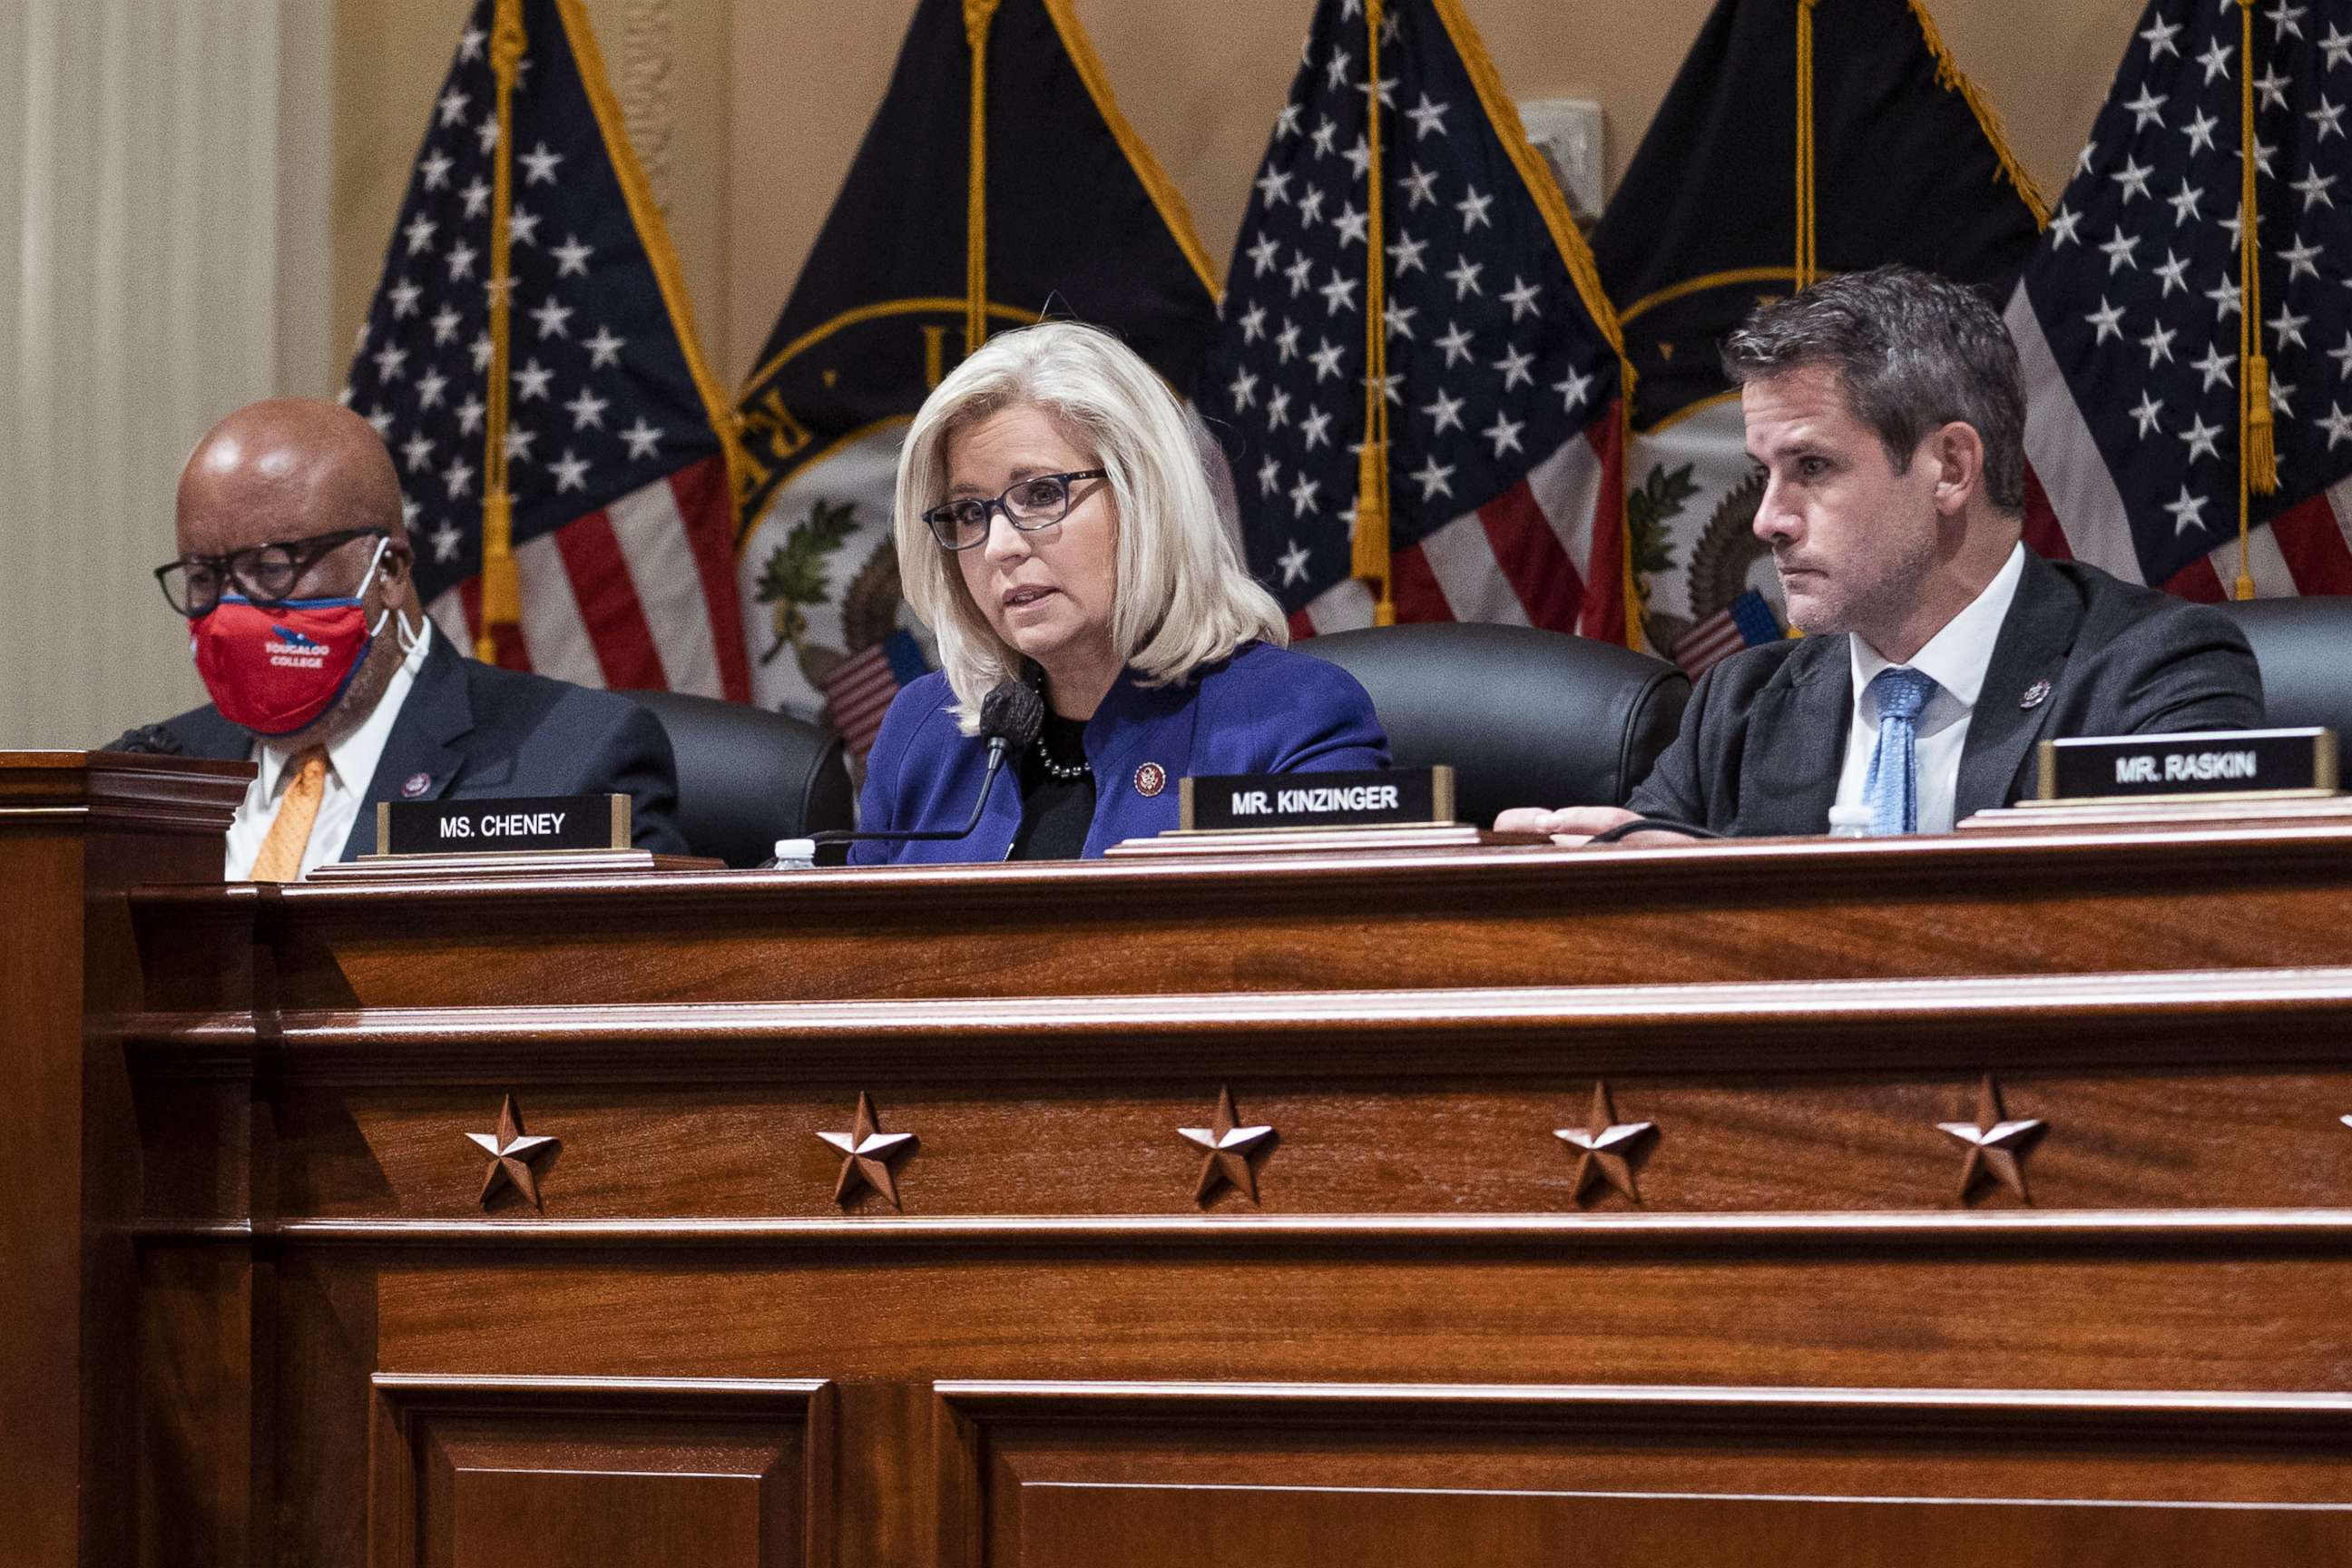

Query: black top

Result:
[1009,710,1097,860]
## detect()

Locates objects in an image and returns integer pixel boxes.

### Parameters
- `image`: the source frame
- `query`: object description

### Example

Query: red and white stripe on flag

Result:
[426,456,750,699]
[820,643,906,760]
[1286,418,1625,643]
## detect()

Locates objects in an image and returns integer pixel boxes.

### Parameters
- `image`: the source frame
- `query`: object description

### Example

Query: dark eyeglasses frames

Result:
[154,527,392,617]
[922,469,1108,552]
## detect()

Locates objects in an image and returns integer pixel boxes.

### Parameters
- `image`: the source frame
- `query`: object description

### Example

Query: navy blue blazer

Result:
[851,641,1390,864]
[106,630,688,857]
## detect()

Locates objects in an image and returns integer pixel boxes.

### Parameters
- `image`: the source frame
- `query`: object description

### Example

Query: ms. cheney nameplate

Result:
[1180,766,1454,832]
[377,793,630,856]
[2036,728,2337,805]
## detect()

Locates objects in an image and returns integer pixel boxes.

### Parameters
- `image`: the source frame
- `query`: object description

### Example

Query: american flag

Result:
[2010,0,2352,599]
[341,0,750,698]
[822,629,927,760]
[1671,588,1782,679]
[1199,0,1632,642]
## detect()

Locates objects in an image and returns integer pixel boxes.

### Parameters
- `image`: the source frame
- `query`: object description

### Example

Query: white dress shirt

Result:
[1831,542,2026,836]
[223,619,434,880]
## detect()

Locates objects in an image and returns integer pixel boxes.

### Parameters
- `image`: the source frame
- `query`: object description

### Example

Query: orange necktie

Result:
[249,747,328,883]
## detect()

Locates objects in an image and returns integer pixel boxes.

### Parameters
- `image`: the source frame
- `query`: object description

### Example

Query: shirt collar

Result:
[1849,541,2026,710]
[255,616,434,797]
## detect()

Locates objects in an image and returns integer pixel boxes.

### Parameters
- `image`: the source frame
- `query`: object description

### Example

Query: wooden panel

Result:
[448,1469,762,1567]
[1014,1485,2352,1566]
[369,1377,829,1568]
[197,1068,2352,1223]
[936,1383,2352,1568]
[124,826,2352,1011]
[0,753,245,1568]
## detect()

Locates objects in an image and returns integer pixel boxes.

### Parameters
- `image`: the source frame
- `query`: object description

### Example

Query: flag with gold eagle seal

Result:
[732,0,1219,744]
[1591,0,2044,676]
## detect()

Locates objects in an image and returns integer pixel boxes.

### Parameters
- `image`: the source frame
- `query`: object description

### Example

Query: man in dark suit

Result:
[1501,266,2263,842]
[112,398,685,877]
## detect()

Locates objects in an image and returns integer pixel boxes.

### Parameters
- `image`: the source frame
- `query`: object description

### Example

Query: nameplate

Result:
[377,794,630,856]
[1179,767,1452,832]
[2035,728,2338,804]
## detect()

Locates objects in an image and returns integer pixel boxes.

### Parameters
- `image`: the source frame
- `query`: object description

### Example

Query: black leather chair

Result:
[1294,622,1691,826]
[631,691,855,867]
[2211,598,2352,776]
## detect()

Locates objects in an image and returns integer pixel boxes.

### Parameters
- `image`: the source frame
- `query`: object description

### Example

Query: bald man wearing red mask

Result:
[109,397,686,879]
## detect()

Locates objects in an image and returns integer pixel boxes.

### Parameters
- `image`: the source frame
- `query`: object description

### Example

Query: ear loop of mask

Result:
[354,536,429,654]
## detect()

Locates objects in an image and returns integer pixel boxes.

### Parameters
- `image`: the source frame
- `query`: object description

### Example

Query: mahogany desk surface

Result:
[14,753,2352,1568]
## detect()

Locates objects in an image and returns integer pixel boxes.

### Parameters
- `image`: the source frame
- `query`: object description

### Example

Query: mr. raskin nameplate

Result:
[1180,767,1453,831]
[2035,728,2337,804]
[377,793,630,856]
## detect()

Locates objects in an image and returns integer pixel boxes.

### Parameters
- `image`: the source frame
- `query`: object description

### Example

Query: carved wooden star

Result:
[818,1093,917,1209]
[466,1094,558,1210]
[1554,1081,1656,1202]
[1180,1086,1275,1203]
[1938,1075,2047,1203]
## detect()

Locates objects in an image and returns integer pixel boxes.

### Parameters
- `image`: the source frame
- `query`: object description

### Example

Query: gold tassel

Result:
[475,0,527,662]
[2234,0,2270,599]
[1353,0,1394,624]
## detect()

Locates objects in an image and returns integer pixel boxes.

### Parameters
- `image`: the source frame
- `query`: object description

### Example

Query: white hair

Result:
[892,320,1289,732]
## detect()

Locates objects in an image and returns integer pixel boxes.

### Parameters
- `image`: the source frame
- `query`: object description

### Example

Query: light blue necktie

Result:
[1862,666,1939,836]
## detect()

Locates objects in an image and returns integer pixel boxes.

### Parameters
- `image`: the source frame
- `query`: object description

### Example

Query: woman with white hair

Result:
[850,320,1388,864]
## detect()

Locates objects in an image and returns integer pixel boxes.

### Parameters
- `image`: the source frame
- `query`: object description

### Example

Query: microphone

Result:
[786,679,1044,861]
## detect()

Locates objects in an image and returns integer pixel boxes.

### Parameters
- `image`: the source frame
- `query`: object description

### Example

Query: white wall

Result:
[0,0,331,749]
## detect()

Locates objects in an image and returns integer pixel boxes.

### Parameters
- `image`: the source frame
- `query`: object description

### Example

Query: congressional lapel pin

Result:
[2019,680,2052,711]
[401,771,433,798]
[1133,761,1167,799]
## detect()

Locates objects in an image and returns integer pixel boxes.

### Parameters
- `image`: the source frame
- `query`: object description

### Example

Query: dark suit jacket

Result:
[107,632,688,857]
[1628,550,2267,836]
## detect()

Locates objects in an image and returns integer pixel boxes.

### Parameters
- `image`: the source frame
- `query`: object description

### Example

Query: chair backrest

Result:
[2210,598,2352,776]
[630,691,854,867]
[1293,622,1691,827]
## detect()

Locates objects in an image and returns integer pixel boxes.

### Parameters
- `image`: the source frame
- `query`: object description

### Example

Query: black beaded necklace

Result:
[1026,665,1093,783]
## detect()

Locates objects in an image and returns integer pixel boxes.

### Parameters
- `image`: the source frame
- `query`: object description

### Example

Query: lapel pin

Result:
[1133,761,1167,799]
[2018,680,2051,710]
[401,771,432,798]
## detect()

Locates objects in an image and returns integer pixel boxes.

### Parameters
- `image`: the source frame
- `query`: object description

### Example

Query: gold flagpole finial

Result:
[476,0,528,662]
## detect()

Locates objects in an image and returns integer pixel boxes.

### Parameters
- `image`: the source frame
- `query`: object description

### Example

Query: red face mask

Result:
[190,540,398,737]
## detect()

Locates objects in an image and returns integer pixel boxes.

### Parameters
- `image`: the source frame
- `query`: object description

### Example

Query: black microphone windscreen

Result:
[979,680,1044,751]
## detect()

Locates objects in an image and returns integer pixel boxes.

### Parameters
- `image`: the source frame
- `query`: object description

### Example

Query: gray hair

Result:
[1720,265,2026,513]
[892,320,1289,732]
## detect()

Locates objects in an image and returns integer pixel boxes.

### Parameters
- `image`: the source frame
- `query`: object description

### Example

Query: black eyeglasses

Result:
[155,527,392,617]
[921,469,1107,552]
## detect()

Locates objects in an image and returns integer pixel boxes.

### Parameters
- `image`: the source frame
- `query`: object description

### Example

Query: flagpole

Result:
[1353,0,1396,625]
[476,0,526,662]
[1793,0,1818,289]
[965,0,1004,359]
[2233,0,2273,601]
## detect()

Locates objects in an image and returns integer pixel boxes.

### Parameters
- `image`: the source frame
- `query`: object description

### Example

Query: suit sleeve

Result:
[2108,607,2266,735]
[583,703,689,855]
[1623,664,1718,823]
[847,683,924,867]
[1263,658,1391,773]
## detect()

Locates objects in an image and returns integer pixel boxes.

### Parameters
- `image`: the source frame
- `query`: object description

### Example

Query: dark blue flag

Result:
[1592,0,2044,670]
[731,0,1219,736]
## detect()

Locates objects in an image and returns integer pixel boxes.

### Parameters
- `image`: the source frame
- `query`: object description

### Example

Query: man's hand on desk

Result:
[1493,806,1698,848]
